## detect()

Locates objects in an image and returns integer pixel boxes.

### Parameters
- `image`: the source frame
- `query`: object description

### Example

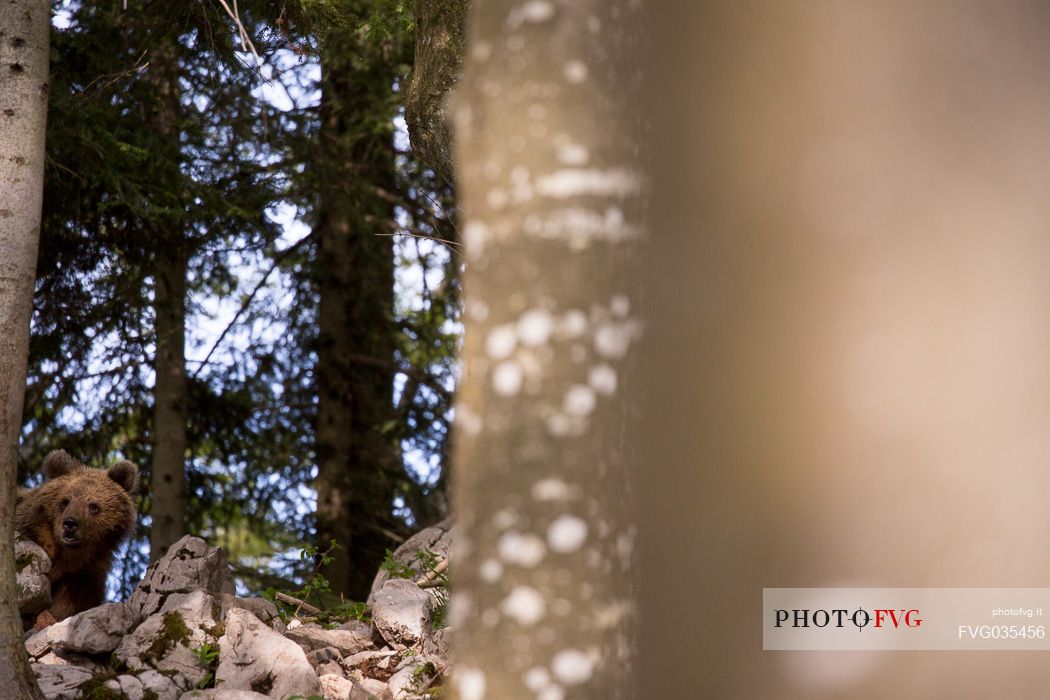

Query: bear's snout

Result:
[60,515,82,543]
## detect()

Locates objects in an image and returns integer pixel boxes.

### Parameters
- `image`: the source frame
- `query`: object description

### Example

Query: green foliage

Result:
[264,542,373,625]
[380,548,416,579]
[191,641,221,689]
[337,600,373,623]
[297,539,338,603]
[76,674,122,700]
[108,652,129,675]
[192,641,220,665]
[411,661,438,692]
[418,549,450,629]
[285,0,413,48]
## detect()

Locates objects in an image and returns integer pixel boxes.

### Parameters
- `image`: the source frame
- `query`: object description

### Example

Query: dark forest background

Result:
[20,0,461,604]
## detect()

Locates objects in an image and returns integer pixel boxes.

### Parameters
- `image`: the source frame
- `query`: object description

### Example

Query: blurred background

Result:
[644,1,1050,697]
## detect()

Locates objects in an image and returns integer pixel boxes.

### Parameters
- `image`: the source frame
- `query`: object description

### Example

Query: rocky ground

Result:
[16,519,453,700]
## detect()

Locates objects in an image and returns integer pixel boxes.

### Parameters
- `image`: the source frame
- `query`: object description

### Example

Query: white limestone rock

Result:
[215,607,321,698]
[371,579,434,650]
[368,518,452,605]
[48,602,137,655]
[179,689,273,700]
[319,672,355,700]
[115,590,223,692]
[16,537,52,619]
[285,623,373,657]
[130,535,235,619]
[31,663,93,700]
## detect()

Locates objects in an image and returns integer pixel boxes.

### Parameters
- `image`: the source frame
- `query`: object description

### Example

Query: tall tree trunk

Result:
[449,1,647,698]
[148,36,187,563]
[314,27,400,600]
[403,0,468,185]
[0,2,49,697]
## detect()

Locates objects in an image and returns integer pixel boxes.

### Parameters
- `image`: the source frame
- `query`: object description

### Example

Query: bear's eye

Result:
[60,498,70,509]
[88,502,100,515]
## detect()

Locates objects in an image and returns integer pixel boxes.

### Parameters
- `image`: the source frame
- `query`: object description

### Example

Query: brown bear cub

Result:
[15,450,139,625]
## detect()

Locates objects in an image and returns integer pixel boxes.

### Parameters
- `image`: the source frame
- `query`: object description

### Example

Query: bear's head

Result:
[37,450,139,551]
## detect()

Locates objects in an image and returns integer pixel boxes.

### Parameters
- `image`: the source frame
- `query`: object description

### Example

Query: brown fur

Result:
[15,450,139,621]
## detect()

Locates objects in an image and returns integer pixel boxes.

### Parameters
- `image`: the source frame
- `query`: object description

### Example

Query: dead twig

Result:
[275,591,322,616]
[415,557,448,588]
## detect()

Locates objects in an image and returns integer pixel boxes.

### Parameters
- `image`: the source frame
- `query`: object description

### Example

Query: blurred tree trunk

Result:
[449,1,647,697]
[643,3,1050,697]
[314,25,400,600]
[148,35,187,563]
[0,2,49,697]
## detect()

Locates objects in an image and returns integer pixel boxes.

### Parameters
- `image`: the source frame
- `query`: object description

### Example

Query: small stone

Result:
[31,663,94,700]
[371,579,434,650]
[24,627,51,658]
[36,650,105,673]
[285,624,373,656]
[343,647,398,670]
[317,660,344,678]
[178,690,272,700]
[138,669,182,700]
[108,674,147,700]
[388,659,434,698]
[338,618,373,639]
[367,518,453,604]
[306,645,343,667]
[319,673,355,700]
[351,677,393,700]
[218,593,281,628]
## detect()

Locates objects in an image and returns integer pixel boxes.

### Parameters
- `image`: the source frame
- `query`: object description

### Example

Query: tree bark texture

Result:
[404,0,468,185]
[314,28,400,601]
[147,36,187,563]
[450,1,647,698]
[0,1,49,697]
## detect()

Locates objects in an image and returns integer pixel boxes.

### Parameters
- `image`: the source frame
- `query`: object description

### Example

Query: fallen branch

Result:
[274,591,322,616]
[415,557,449,588]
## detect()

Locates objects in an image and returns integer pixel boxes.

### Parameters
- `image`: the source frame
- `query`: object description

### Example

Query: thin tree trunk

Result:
[449,1,647,697]
[148,36,187,563]
[314,28,400,601]
[0,2,49,697]
[151,253,187,561]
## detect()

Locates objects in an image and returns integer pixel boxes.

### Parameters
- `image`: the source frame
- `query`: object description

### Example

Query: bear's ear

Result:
[107,460,139,494]
[42,450,81,480]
